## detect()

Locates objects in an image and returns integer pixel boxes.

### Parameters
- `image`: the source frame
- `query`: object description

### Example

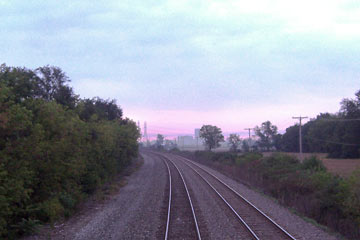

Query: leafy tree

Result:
[338,90,360,158]
[305,114,338,154]
[78,98,122,122]
[0,64,77,108]
[242,140,250,152]
[254,121,278,151]
[35,66,77,107]
[164,139,176,150]
[156,134,164,148]
[199,125,224,151]
[273,133,283,151]
[278,89,360,158]
[0,64,38,103]
[0,64,140,238]
[228,134,241,152]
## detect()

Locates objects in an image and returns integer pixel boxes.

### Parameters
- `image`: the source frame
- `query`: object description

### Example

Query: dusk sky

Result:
[1,0,359,138]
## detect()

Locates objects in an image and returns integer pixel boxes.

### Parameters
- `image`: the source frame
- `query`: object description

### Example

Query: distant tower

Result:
[143,121,148,143]
[137,121,141,141]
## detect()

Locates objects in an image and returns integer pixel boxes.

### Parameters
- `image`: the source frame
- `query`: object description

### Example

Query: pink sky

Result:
[125,94,343,140]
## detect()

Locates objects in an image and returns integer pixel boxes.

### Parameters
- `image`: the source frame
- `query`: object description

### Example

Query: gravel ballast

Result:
[24,151,342,239]
[72,153,167,240]
[168,154,253,239]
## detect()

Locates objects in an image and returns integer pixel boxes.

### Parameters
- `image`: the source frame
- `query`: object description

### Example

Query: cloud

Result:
[72,78,136,101]
[1,0,359,134]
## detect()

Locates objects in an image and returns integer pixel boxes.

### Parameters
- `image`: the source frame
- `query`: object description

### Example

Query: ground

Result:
[263,152,360,177]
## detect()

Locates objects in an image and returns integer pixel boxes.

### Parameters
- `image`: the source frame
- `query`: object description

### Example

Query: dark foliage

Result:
[0,64,139,238]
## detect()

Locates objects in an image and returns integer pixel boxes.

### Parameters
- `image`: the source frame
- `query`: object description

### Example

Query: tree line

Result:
[189,89,360,158]
[279,91,360,158]
[0,64,140,238]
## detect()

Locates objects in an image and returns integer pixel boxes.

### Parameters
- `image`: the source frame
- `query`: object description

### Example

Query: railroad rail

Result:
[152,153,201,240]
[163,153,297,240]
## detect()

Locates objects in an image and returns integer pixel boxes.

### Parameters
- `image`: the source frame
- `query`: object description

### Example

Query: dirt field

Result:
[320,158,360,177]
[263,152,360,177]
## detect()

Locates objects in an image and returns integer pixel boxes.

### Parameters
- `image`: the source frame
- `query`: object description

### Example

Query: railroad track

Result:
[160,153,297,240]
[151,153,201,240]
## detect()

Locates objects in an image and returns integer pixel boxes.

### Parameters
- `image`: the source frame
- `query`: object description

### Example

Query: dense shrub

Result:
[302,156,326,172]
[0,65,140,238]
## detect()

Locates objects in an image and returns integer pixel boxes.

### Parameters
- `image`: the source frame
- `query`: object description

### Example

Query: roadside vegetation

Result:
[174,150,360,239]
[0,64,140,238]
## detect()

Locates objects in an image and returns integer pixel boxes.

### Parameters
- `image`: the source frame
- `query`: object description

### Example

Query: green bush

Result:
[235,152,262,166]
[346,169,360,223]
[302,156,326,172]
[38,198,64,222]
[11,218,41,236]
[0,65,140,238]
[59,192,76,210]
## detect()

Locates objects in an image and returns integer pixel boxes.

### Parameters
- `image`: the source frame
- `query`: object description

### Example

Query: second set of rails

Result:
[150,151,297,240]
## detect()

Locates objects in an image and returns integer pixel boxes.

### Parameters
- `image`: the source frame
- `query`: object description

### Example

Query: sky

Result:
[1,0,359,139]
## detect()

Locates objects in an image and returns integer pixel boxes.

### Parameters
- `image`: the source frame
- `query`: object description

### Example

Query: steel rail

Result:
[167,154,260,240]
[157,153,202,240]
[175,154,297,240]
[165,156,202,240]
[161,157,172,240]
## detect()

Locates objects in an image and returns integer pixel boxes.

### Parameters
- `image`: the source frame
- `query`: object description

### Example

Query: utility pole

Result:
[244,128,253,139]
[244,128,254,151]
[292,116,308,160]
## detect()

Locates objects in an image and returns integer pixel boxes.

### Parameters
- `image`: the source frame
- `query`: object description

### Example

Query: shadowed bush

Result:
[0,65,140,238]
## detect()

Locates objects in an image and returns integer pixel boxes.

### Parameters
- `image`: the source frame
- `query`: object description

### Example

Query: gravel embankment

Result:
[72,153,167,240]
[170,153,341,240]
[25,153,167,240]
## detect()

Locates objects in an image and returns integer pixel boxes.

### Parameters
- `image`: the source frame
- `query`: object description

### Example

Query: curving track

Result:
[159,152,297,240]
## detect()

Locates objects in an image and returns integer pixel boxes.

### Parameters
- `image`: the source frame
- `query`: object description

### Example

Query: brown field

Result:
[263,152,360,177]
[320,158,360,177]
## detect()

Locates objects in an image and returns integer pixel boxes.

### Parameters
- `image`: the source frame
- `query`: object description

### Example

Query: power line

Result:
[244,128,254,139]
[306,137,360,146]
[317,118,360,122]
